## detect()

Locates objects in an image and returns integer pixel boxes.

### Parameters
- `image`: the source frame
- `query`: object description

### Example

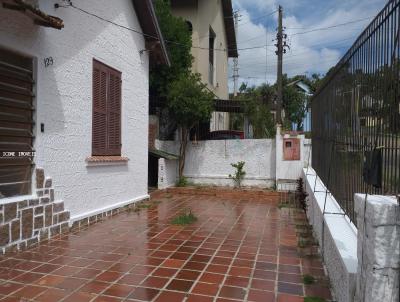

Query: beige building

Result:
[170,0,238,130]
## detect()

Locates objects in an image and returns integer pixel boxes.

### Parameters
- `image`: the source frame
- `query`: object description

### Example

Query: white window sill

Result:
[85,156,129,166]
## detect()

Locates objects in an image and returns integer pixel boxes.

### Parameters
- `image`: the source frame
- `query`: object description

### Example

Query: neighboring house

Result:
[170,0,238,131]
[287,79,312,132]
[0,0,168,252]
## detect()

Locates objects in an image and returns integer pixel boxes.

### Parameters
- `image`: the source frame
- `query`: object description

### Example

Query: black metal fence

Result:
[312,0,400,224]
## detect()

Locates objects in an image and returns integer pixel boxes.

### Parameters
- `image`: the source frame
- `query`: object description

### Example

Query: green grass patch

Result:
[304,297,326,302]
[171,210,197,225]
[303,274,316,285]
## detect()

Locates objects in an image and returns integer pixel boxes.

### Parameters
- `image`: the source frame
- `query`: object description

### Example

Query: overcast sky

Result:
[229,0,385,90]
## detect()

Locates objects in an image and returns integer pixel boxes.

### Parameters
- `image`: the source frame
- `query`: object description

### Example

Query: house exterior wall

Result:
[171,0,230,130]
[0,0,149,221]
[171,0,229,99]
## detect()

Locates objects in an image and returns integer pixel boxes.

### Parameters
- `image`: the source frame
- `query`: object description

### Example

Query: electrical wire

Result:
[288,16,374,36]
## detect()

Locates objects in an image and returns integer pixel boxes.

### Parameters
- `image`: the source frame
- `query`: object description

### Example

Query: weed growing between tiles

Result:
[171,209,197,225]
[302,274,316,285]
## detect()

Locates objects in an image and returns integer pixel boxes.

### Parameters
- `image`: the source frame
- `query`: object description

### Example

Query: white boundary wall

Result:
[302,167,358,302]
[156,136,311,188]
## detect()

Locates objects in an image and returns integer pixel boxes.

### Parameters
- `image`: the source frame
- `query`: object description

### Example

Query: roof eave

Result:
[131,0,170,66]
[222,0,238,58]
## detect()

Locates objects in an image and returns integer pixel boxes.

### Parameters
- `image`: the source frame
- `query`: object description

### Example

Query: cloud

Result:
[228,0,384,91]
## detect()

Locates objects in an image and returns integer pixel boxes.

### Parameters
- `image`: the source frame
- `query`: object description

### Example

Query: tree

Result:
[237,84,275,138]
[151,0,193,98]
[283,84,307,130]
[167,73,214,177]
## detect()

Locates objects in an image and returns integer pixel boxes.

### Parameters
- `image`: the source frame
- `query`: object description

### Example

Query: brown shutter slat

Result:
[92,61,108,155]
[106,71,121,155]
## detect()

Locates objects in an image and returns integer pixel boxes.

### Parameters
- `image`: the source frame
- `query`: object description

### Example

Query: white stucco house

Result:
[0,0,169,252]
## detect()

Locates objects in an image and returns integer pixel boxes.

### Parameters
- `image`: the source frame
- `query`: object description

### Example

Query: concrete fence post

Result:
[354,194,400,302]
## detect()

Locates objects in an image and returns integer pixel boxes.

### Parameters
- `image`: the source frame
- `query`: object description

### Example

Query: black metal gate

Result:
[312,0,400,223]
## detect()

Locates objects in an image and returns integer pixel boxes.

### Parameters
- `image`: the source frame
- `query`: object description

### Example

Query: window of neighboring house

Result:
[92,59,122,156]
[209,27,216,85]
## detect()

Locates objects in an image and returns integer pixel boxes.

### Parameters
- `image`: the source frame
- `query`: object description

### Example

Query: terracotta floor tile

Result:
[205,264,229,274]
[103,284,135,298]
[63,291,96,302]
[93,295,123,302]
[0,190,332,302]
[0,282,24,296]
[251,279,275,291]
[35,275,65,287]
[277,293,304,302]
[55,277,87,290]
[35,288,70,302]
[128,287,159,301]
[278,264,300,274]
[12,285,47,299]
[166,279,194,292]
[183,261,207,271]
[141,276,169,289]
[80,280,110,293]
[175,269,201,281]
[186,294,214,302]
[154,290,186,302]
[96,271,123,283]
[228,266,252,277]
[151,268,177,278]
[191,282,219,296]
[278,282,304,296]
[218,286,246,300]
[73,268,102,279]
[224,276,249,288]
[278,273,303,284]
[13,272,44,284]
[248,289,275,302]
[305,284,332,299]
[52,265,81,276]
[199,272,225,284]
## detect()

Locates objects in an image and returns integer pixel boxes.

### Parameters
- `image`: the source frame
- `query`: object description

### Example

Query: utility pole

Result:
[233,11,239,97]
[276,5,283,124]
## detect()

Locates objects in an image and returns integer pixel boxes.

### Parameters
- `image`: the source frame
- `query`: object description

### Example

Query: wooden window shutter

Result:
[92,59,121,156]
[107,70,121,155]
[92,61,108,155]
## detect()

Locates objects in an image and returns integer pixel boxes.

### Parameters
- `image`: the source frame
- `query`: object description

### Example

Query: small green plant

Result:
[304,297,326,302]
[176,176,188,187]
[303,274,316,285]
[229,161,246,188]
[171,209,197,225]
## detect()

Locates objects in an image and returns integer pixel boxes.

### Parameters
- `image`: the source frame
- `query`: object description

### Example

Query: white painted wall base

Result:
[302,167,358,302]
[69,194,149,226]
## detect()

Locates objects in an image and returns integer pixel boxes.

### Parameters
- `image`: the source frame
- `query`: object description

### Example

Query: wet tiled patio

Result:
[0,189,331,302]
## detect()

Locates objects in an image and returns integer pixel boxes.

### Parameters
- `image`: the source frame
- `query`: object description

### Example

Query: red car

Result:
[207,130,244,140]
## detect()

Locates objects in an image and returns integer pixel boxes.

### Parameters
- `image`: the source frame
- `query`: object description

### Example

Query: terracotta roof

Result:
[132,0,170,66]
[2,0,64,29]
[222,0,238,58]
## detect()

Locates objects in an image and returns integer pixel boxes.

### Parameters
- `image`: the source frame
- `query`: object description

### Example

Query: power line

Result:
[288,16,373,36]
[66,3,247,54]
